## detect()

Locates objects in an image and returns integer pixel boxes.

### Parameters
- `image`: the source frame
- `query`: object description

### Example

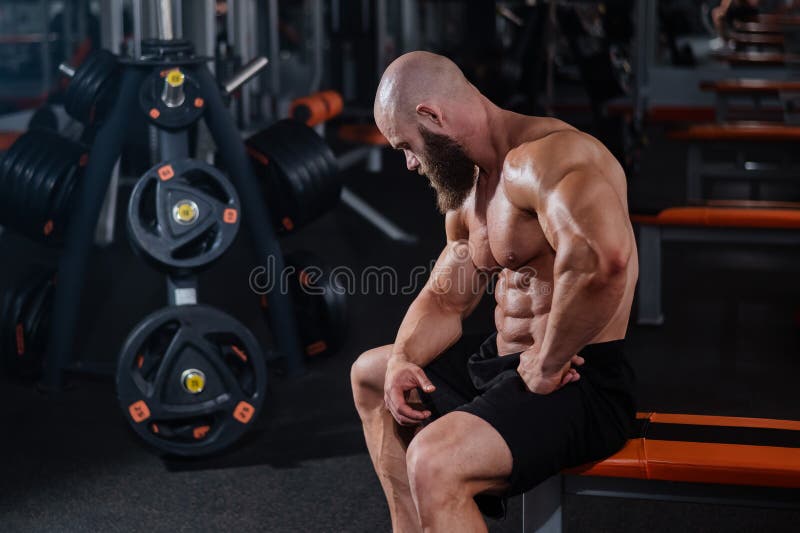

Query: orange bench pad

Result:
[668,122,800,141]
[631,207,800,229]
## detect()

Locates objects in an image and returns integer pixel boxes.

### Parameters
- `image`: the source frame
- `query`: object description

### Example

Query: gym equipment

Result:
[123,153,264,455]
[61,49,120,125]
[260,250,347,358]
[117,305,267,456]
[127,158,241,272]
[0,130,86,244]
[0,270,55,379]
[45,0,304,394]
[289,90,344,127]
[246,119,340,233]
[139,67,206,130]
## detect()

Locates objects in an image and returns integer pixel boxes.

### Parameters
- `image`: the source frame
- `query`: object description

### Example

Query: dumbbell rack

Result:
[44,5,305,391]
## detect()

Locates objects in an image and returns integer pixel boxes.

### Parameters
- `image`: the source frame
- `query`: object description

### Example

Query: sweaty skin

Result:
[353,51,637,533]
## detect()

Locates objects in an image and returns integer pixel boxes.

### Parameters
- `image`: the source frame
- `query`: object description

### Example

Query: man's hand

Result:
[517,349,585,395]
[384,357,436,426]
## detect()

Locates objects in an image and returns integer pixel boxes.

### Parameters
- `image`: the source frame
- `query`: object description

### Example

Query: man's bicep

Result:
[423,211,485,315]
[541,171,632,263]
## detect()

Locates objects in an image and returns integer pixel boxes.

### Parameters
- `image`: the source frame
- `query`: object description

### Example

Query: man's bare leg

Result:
[351,345,422,532]
[406,411,513,533]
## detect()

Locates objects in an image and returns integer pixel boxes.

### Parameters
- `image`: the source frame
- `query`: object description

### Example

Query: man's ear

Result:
[416,104,442,126]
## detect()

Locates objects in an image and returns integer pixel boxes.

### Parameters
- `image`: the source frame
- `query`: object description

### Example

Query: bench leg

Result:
[637,224,664,325]
[522,475,563,533]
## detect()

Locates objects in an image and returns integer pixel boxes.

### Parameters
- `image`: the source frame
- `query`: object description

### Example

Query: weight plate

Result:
[0,132,35,214]
[260,250,348,358]
[2,270,52,378]
[22,134,68,228]
[139,67,205,130]
[245,134,304,230]
[127,158,241,273]
[3,135,42,231]
[64,50,119,124]
[259,129,317,224]
[116,305,267,456]
[37,137,84,226]
[245,120,341,231]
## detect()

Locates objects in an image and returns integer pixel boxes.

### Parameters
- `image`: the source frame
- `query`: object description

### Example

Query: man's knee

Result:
[350,345,391,412]
[406,432,465,505]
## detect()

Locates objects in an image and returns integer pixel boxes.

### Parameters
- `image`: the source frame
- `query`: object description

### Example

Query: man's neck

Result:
[468,103,517,179]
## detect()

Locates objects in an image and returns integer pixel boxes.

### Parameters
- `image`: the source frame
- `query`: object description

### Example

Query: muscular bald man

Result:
[350,51,637,532]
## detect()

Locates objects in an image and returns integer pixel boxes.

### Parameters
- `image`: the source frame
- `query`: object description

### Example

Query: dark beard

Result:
[418,125,477,213]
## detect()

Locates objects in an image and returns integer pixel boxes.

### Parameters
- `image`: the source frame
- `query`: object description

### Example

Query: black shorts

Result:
[418,332,636,517]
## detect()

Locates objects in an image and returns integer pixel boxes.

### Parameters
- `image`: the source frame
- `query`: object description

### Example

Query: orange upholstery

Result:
[568,412,800,488]
[289,90,344,126]
[630,206,800,229]
[667,122,800,141]
[699,78,800,94]
[605,103,717,122]
[338,123,389,146]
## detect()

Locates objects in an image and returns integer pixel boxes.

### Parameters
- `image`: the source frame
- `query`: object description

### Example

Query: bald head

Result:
[374,51,476,135]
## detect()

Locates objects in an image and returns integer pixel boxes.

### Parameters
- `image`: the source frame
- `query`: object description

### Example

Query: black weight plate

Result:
[283,250,348,358]
[15,273,53,378]
[283,125,333,217]
[2,270,49,376]
[281,119,339,178]
[15,144,55,238]
[266,120,340,222]
[126,158,241,273]
[244,133,299,228]
[0,133,35,215]
[64,52,99,122]
[262,129,318,223]
[76,55,113,122]
[65,50,118,124]
[139,68,205,130]
[116,305,267,456]
[254,126,315,222]
[36,137,83,224]
[23,133,71,228]
[2,134,42,232]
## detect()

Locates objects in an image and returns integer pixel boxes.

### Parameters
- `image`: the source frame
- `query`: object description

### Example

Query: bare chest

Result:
[466,189,554,272]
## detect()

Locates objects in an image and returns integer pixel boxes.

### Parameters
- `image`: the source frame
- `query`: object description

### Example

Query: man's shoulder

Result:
[501,121,615,210]
[505,123,600,174]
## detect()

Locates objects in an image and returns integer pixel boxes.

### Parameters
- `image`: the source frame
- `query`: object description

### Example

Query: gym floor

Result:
[1,135,799,532]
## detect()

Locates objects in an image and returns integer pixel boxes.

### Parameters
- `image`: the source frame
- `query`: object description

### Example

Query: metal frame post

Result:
[522,475,563,533]
[636,224,664,325]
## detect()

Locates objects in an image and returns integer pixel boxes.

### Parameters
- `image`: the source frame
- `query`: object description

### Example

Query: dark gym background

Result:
[1,1,799,532]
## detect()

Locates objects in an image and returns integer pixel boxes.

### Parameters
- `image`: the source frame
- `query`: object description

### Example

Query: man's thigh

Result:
[458,373,620,497]
[413,410,513,496]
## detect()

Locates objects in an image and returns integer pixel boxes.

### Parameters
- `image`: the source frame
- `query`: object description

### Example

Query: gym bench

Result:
[631,205,800,325]
[668,122,800,202]
[698,79,800,124]
[522,412,800,532]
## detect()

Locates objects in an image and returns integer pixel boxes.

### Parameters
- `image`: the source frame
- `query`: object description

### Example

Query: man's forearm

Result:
[391,290,463,367]
[535,249,628,373]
